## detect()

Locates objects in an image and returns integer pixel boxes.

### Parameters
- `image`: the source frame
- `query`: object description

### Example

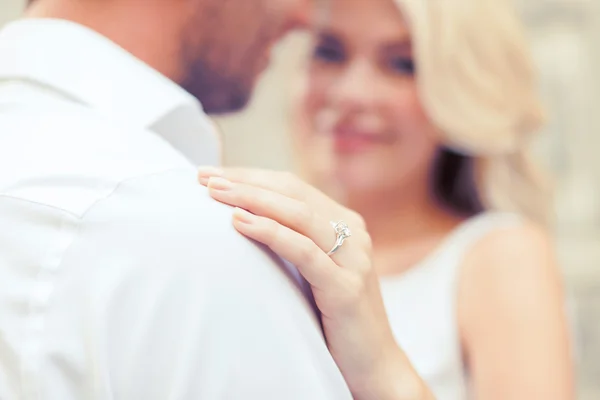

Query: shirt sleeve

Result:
[50,169,352,400]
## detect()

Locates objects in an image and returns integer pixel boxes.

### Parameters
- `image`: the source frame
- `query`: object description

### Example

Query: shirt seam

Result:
[20,212,80,400]
[0,166,194,220]
[0,194,81,219]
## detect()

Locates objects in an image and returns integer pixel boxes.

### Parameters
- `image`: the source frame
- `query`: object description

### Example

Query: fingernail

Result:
[207,177,232,191]
[198,166,223,185]
[233,207,256,224]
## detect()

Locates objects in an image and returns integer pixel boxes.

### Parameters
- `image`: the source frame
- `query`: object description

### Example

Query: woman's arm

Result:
[459,223,575,400]
[198,167,435,400]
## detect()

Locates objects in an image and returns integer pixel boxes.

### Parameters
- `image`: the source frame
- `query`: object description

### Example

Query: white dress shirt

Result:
[0,19,351,400]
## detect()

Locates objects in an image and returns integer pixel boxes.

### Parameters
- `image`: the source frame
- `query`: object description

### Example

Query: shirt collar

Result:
[0,18,221,166]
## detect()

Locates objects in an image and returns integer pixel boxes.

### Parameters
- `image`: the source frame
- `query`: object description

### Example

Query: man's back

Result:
[0,19,350,399]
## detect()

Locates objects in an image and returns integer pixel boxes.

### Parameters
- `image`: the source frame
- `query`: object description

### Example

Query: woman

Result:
[198,0,575,398]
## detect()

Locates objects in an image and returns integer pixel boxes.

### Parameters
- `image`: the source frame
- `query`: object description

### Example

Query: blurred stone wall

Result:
[520,2,600,398]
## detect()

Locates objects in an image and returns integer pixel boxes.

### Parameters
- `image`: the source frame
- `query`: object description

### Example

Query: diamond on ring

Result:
[327,221,352,256]
[332,221,351,239]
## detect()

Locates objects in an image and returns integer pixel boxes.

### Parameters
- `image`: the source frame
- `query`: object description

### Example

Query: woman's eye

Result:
[388,57,415,75]
[313,43,346,63]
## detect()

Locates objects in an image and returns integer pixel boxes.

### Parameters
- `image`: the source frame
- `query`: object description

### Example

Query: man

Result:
[0,0,351,398]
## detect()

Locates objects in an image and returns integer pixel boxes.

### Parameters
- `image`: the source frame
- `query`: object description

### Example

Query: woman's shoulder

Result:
[456,215,573,395]
[438,211,536,262]
[458,213,564,332]
[464,213,552,268]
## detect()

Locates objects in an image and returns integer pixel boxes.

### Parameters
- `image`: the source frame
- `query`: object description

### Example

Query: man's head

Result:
[27,0,312,114]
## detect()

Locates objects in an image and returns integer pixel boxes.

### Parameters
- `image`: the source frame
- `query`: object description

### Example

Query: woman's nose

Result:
[330,60,379,112]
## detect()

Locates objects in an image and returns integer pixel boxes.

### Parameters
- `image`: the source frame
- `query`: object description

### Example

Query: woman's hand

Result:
[198,167,433,400]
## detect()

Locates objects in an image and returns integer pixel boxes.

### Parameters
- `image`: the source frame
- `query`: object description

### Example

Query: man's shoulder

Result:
[68,167,318,323]
[57,168,348,400]
[84,167,240,233]
[80,167,274,264]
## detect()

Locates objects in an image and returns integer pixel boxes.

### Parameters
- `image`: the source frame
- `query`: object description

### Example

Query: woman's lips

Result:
[332,128,390,153]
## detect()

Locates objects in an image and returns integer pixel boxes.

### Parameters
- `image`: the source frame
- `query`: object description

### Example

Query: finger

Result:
[199,167,314,204]
[207,177,338,256]
[197,166,224,185]
[207,177,367,270]
[199,167,366,230]
[231,207,338,290]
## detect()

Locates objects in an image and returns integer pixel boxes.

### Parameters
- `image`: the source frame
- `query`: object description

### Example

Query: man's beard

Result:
[177,11,280,115]
[178,23,263,115]
[180,57,252,115]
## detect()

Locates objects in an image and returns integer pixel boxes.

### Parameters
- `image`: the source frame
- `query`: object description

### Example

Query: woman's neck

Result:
[345,188,464,276]
[346,186,462,250]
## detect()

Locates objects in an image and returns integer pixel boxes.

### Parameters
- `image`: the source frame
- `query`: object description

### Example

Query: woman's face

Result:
[297,0,441,195]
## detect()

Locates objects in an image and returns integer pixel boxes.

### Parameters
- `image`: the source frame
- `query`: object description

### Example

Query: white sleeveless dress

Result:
[379,212,521,400]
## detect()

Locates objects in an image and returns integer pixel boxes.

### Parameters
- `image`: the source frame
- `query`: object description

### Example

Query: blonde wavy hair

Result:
[392,0,551,225]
